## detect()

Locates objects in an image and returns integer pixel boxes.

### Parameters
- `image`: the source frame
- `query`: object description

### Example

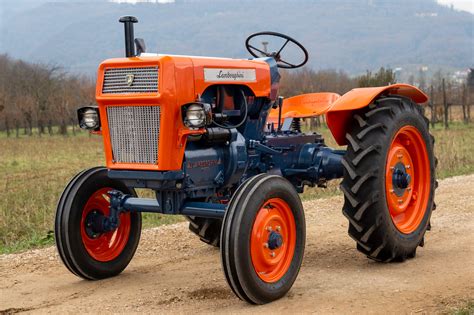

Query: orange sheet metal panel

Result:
[96,56,199,171]
[326,84,429,145]
[96,55,271,171]
[267,92,340,123]
[191,57,271,97]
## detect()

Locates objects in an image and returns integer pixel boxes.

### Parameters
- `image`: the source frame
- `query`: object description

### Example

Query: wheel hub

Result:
[84,210,106,239]
[250,198,296,283]
[385,126,431,234]
[267,231,283,250]
[80,187,132,262]
[392,163,411,195]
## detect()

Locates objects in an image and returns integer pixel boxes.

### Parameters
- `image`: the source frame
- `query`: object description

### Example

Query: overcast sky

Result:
[111,1,474,14]
[437,0,474,13]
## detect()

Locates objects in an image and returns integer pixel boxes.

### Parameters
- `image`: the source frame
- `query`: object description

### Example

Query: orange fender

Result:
[268,92,340,123]
[326,84,428,145]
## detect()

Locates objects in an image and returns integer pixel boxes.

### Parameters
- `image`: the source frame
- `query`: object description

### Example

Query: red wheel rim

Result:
[250,198,296,283]
[80,187,131,262]
[385,126,431,234]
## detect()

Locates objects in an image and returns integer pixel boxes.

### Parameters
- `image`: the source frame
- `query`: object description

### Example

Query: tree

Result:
[0,55,95,135]
[357,67,396,87]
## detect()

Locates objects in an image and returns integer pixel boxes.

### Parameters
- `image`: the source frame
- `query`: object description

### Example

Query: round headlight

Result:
[185,104,206,127]
[82,109,99,129]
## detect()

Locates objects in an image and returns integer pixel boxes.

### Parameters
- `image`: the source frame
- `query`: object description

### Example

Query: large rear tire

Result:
[55,167,142,280]
[341,96,436,262]
[221,174,305,304]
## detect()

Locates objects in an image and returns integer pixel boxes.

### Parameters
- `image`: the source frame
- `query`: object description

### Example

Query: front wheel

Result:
[55,167,142,280]
[341,96,436,262]
[221,174,305,304]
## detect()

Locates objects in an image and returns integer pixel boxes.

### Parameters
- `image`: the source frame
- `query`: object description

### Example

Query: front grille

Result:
[107,106,160,164]
[102,67,159,94]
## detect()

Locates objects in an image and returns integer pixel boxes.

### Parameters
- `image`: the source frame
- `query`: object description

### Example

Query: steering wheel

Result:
[245,31,309,69]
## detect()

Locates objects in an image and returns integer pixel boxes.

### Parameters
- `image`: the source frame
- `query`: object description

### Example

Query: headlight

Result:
[78,106,100,130]
[183,103,211,128]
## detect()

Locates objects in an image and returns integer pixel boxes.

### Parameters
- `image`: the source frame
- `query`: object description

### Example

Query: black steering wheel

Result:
[245,31,309,69]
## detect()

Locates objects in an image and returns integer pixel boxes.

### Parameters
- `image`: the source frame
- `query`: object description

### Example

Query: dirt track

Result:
[1,175,473,314]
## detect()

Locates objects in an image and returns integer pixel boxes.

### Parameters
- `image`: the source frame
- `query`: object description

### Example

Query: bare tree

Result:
[0,55,95,135]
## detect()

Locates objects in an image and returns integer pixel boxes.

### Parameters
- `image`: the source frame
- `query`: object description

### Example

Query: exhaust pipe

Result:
[119,16,138,57]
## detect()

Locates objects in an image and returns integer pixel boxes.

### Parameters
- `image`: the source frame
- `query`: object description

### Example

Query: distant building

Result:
[415,12,438,17]
[452,69,471,85]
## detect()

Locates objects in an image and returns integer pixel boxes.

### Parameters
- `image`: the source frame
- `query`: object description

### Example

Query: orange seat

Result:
[268,92,340,123]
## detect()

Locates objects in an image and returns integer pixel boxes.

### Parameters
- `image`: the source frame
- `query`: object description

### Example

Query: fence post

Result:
[429,85,435,128]
[442,78,449,129]
[468,85,471,123]
[462,84,468,124]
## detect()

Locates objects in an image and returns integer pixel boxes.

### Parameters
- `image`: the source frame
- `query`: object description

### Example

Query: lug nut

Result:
[266,226,272,232]
[390,167,395,171]
[276,226,281,232]
[398,199,403,204]
[270,252,276,258]
[263,243,269,248]
[406,165,411,169]
[397,154,403,159]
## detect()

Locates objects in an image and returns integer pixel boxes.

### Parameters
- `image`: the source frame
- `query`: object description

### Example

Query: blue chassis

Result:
[105,58,346,222]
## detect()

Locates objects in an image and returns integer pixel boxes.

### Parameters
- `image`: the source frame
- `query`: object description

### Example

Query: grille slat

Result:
[107,106,160,164]
[102,67,159,94]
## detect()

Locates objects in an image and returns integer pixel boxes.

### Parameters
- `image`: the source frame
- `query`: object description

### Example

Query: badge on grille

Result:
[125,74,135,86]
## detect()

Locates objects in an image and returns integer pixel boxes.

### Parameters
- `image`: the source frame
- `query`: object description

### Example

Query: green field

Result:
[1,123,474,254]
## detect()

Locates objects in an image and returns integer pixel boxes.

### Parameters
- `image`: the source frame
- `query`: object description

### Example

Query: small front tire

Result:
[55,167,142,280]
[221,174,305,304]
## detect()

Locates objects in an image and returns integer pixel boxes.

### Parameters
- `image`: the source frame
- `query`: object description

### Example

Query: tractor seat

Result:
[268,92,341,123]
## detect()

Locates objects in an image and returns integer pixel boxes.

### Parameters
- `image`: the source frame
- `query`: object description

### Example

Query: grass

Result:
[0,129,183,254]
[452,301,474,315]
[430,123,474,178]
[1,122,474,253]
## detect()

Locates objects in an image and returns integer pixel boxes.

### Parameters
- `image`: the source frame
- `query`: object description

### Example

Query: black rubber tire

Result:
[221,174,305,304]
[341,96,436,262]
[186,216,222,247]
[55,167,142,280]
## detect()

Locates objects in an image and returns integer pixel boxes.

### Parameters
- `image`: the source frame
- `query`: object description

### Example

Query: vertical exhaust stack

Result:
[119,16,138,57]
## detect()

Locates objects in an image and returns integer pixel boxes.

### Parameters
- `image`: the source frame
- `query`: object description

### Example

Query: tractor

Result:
[55,16,436,304]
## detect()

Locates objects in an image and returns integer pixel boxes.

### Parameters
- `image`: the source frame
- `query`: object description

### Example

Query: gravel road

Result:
[1,175,473,314]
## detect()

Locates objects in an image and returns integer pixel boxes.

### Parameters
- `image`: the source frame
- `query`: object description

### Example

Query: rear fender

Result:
[326,84,428,145]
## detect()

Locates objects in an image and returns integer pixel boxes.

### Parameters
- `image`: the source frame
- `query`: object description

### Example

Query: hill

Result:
[0,0,472,75]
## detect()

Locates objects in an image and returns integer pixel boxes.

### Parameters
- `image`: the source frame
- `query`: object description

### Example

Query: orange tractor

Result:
[55,16,436,304]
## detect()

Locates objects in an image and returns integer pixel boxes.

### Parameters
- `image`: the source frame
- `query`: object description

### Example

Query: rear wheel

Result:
[55,167,141,279]
[341,96,436,261]
[221,174,305,304]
